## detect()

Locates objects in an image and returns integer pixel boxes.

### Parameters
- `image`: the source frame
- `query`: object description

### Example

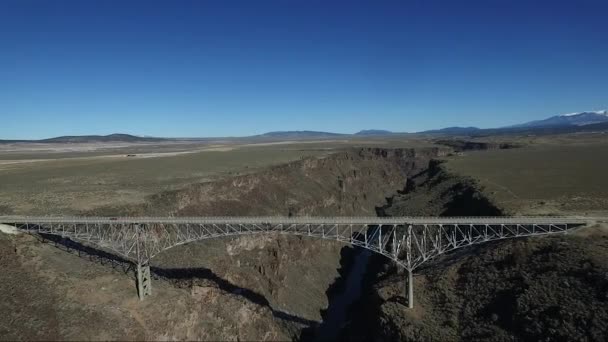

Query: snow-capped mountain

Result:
[512,110,608,128]
[561,110,608,117]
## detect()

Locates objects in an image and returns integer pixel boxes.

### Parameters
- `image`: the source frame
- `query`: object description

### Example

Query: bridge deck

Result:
[1,215,602,305]
[0,215,602,225]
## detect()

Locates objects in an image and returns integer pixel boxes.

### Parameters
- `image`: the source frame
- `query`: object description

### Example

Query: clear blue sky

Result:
[1,0,607,139]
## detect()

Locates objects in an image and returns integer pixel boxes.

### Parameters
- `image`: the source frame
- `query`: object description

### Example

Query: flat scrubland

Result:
[345,141,608,341]
[0,148,323,215]
[444,135,608,216]
[0,143,439,340]
[2,133,607,217]
[0,137,434,216]
[1,133,607,341]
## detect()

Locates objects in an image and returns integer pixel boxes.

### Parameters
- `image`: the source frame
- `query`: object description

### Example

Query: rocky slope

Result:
[4,146,607,341]
[90,147,447,217]
[433,139,520,152]
[345,161,608,341]
[1,147,447,340]
[0,232,289,341]
[140,147,447,335]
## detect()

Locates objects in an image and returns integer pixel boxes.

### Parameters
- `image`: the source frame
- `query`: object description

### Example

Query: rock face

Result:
[346,162,608,342]
[434,139,520,152]
[350,235,608,342]
[142,148,446,333]
[1,147,447,340]
[118,147,448,217]
[378,159,503,217]
[0,233,289,341]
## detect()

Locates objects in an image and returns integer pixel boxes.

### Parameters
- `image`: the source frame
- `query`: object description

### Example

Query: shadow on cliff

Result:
[340,160,510,341]
[299,245,356,341]
[440,182,503,216]
[34,232,317,328]
[152,266,318,327]
[37,232,135,274]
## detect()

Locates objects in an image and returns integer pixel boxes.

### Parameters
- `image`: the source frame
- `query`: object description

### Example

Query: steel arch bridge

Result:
[0,216,600,308]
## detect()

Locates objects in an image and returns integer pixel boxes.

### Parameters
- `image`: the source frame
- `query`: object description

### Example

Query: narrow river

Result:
[311,248,372,340]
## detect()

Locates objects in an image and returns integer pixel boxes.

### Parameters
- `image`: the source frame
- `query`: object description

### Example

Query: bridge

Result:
[0,215,601,308]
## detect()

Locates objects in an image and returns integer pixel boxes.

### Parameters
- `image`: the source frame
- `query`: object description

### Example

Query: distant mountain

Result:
[511,110,608,128]
[39,133,166,143]
[257,131,346,139]
[418,111,608,137]
[418,126,481,135]
[355,129,394,136]
[4,109,608,144]
[493,120,608,136]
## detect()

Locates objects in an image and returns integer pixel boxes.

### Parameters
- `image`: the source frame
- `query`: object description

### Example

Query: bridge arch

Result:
[146,228,410,268]
[1,216,588,307]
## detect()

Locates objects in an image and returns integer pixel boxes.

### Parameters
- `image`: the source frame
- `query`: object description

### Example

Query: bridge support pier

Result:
[406,269,414,309]
[1,217,584,303]
[137,263,152,300]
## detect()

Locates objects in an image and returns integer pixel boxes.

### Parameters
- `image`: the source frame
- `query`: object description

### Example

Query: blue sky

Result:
[1,0,607,139]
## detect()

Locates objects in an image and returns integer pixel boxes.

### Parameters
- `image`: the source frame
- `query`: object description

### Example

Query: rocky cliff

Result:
[2,147,446,340]
[345,161,608,341]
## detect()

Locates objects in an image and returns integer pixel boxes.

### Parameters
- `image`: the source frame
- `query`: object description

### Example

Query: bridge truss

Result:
[0,216,594,308]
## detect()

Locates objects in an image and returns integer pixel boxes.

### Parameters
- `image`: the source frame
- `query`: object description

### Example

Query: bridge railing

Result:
[0,216,596,305]
[0,215,595,225]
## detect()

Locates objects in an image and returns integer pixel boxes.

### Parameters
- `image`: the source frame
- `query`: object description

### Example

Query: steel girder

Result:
[2,217,584,270]
[2,216,589,303]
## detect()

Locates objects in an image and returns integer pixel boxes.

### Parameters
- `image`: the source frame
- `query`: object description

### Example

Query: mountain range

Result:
[510,110,608,128]
[415,110,608,136]
[40,133,167,143]
[258,131,346,138]
[2,110,607,143]
[354,129,394,136]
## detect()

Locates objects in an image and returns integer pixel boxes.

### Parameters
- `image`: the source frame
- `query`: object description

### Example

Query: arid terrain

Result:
[0,137,433,216]
[1,133,607,341]
[445,138,608,216]
[346,148,608,341]
[4,0,606,339]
